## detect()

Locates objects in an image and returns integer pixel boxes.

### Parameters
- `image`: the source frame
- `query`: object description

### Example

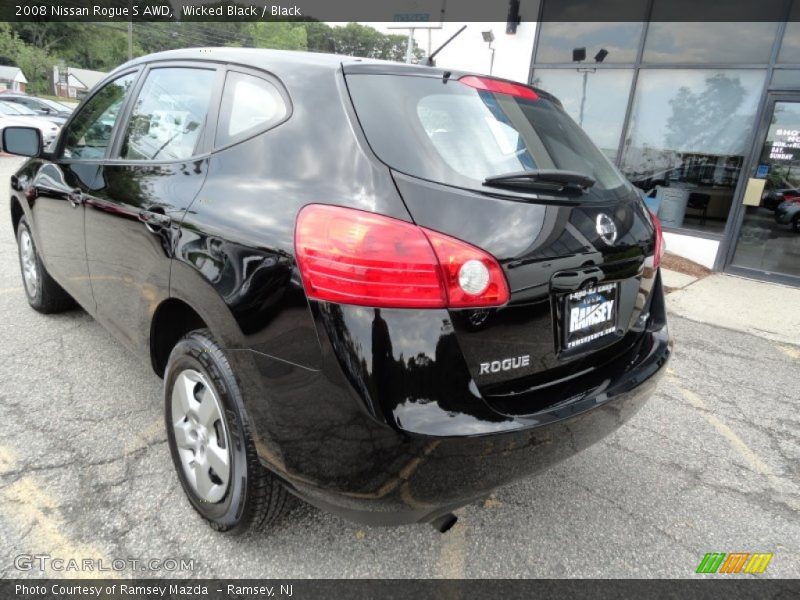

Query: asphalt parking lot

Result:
[0,156,798,579]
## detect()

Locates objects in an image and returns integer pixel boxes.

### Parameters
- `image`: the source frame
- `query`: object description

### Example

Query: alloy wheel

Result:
[171,369,231,503]
[19,229,39,299]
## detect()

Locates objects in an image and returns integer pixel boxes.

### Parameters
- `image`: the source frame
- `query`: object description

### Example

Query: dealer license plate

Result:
[563,283,618,350]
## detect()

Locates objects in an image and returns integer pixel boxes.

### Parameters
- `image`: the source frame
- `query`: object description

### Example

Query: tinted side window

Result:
[11,98,34,109]
[62,73,136,160]
[120,67,216,161]
[216,71,288,147]
[9,98,38,111]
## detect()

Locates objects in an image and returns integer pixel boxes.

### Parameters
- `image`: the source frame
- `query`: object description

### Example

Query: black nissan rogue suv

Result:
[5,49,671,534]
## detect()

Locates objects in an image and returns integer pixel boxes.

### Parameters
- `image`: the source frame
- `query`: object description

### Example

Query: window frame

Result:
[213,66,292,152]
[55,67,142,163]
[107,61,226,165]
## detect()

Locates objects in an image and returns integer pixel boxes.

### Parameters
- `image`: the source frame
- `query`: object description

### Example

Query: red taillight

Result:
[423,228,509,308]
[458,75,539,101]
[294,204,509,309]
[650,210,664,269]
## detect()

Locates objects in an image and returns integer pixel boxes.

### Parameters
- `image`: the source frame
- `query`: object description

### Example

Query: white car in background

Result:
[0,101,61,151]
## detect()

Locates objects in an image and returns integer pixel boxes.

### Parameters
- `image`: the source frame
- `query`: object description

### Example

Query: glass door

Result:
[729,95,800,283]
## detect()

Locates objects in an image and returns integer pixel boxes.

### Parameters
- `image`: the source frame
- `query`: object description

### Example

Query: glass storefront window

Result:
[620,69,766,233]
[731,100,800,279]
[778,22,800,63]
[532,68,633,161]
[771,69,800,88]
[535,22,643,64]
[643,22,779,64]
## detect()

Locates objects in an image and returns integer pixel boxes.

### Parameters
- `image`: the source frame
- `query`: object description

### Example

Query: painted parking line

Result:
[123,417,166,455]
[0,445,17,473]
[437,513,467,578]
[0,445,116,579]
[779,345,800,360]
[672,381,799,512]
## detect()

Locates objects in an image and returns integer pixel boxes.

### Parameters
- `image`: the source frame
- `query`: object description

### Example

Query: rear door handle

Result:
[138,208,172,233]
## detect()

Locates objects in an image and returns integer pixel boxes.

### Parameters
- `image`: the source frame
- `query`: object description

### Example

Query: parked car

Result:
[0,99,63,129]
[762,186,800,211]
[4,49,671,534]
[0,102,60,150]
[0,93,72,125]
[775,198,800,232]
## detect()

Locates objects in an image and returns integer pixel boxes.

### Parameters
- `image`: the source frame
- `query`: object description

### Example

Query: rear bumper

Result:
[230,315,670,526]
[307,324,668,526]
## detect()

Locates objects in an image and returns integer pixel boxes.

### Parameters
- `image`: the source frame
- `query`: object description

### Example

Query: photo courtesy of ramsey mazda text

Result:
[4,47,670,534]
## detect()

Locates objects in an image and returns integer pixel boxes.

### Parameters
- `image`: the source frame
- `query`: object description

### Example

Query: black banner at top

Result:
[1,0,799,23]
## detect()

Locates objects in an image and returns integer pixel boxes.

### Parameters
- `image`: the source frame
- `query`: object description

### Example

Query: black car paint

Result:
[8,49,671,526]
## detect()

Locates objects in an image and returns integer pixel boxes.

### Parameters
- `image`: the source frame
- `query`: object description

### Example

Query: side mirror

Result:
[2,126,42,157]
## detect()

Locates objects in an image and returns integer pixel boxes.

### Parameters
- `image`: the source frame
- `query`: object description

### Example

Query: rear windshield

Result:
[345,73,630,199]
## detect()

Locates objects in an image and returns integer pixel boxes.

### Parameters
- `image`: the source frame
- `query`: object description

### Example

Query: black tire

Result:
[164,329,288,534]
[793,215,800,233]
[16,216,75,313]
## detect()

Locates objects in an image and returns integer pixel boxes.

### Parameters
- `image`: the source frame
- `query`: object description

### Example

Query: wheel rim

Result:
[19,229,39,298]
[171,369,231,503]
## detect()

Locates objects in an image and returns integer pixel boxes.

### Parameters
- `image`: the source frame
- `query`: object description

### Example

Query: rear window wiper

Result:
[484,169,596,193]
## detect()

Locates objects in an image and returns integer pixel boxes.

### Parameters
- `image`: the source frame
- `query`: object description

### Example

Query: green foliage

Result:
[13,44,53,94]
[308,22,417,61]
[246,22,308,51]
[0,22,53,94]
[0,23,24,65]
[64,25,138,71]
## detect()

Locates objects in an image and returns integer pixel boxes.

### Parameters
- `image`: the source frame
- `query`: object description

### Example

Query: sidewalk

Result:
[667,273,800,346]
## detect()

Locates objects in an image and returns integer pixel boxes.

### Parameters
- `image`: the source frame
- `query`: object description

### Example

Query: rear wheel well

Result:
[10,197,24,235]
[150,299,208,377]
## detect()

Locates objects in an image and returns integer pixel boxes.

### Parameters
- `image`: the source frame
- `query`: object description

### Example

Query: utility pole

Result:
[579,69,588,126]
[405,28,415,64]
[128,21,133,61]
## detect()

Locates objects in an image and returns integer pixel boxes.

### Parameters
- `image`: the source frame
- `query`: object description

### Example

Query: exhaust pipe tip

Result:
[429,512,458,533]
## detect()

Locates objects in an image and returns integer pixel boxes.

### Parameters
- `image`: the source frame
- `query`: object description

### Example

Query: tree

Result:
[246,22,308,51]
[0,23,54,94]
[0,23,24,66]
[13,44,54,94]
[665,74,748,153]
[9,23,80,51]
[306,22,423,61]
[60,25,133,71]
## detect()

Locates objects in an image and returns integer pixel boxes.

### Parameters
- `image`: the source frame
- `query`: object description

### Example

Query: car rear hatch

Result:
[344,65,662,415]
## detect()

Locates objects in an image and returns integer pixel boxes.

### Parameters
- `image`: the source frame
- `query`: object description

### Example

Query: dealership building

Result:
[397,1,800,287]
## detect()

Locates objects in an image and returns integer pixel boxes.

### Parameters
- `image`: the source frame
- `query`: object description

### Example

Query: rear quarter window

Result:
[215,71,289,147]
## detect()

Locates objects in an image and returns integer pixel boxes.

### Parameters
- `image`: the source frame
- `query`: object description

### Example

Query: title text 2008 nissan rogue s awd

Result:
[4,49,671,534]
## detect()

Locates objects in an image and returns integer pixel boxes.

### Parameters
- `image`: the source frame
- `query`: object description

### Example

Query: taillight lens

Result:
[458,75,539,101]
[423,229,509,307]
[295,204,509,309]
[650,210,665,268]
